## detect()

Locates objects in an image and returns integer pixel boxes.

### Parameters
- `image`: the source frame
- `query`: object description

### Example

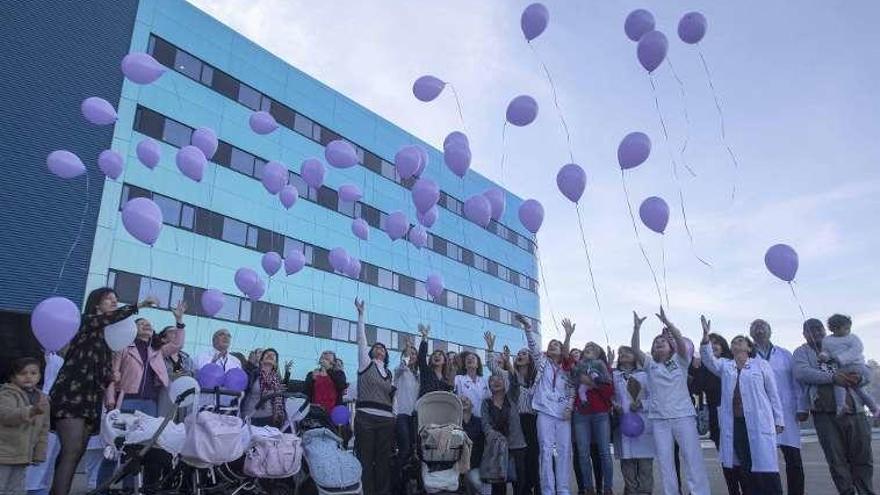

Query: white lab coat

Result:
[701,344,784,472]
[612,369,654,459]
[755,345,803,448]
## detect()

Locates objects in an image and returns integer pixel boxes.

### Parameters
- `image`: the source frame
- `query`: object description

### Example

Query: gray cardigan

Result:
[792,342,869,413]
[481,396,526,450]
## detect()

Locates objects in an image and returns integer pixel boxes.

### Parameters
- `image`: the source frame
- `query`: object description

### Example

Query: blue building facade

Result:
[6,0,541,378]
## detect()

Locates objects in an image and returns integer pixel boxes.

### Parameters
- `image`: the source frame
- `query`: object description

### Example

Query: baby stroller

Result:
[414,392,471,494]
[296,403,362,495]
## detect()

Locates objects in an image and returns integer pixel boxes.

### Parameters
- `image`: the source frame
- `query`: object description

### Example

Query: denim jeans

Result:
[572,412,613,491]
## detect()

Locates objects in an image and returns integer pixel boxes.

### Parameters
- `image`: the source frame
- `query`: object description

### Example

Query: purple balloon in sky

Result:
[415,146,428,177]
[444,143,471,178]
[121,52,166,85]
[483,188,506,221]
[176,145,207,182]
[764,244,799,282]
[639,196,669,234]
[521,3,550,42]
[395,145,421,180]
[47,150,86,179]
[234,267,259,296]
[279,185,298,209]
[98,149,123,180]
[300,158,325,189]
[122,197,163,245]
[464,194,492,228]
[81,97,117,126]
[417,205,439,228]
[352,218,369,241]
[344,257,362,279]
[678,12,707,45]
[325,140,359,169]
[31,296,80,353]
[624,9,655,42]
[191,127,218,159]
[506,95,539,127]
[637,30,668,73]
[249,111,278,135]
[136,138,161,170]
[262,251,282,276]
[339,184,363,203]
[426,273,445,299]
[556,163,587,203]
[618,132,652,170]
[328,247,350,273]
[518,199,544,234]
[443,131,469,150]
[284,250,306,275]
[412,75,445,102]
[412,178,440,214]
[248,278,266,301]
[384,211,409,241]
[408,225,428,249]
[200,289,225,317]
[261,161,288,195]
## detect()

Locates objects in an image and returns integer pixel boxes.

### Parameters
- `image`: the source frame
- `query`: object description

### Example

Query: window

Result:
[293,113,314,138]
[313,315,332,339]
[237,83,263,110]
[195,209,222,238]
[134,107,164,139]
[415,280,427,300]
[498,265,509,281]
[246,226,259,248]
[212,69,239,99]
[380,160,396,180]
[338,198,355,217]
[300,312,312,333]
[199,64,213,85]
[432,237,447,256]
[174,49,202,80]
[214,295,239,321]
[278,307,301,333]
[447,243,462,261]
[270,101,295,128]
[253,159,266,179]
[474,255,488,271]
[359,205,381,228]
[139,278,171,308]
[332,319,350,341]
[510,271,520,287]
[448,343,461,354]
[377,269,394,290]
[148,36,176,67]
[163,119,192,148]
[214,141,232,166]
[498,308,511,325]
[461,249,474,266]
[445,292,461,310]
[362,264,379,285]
[153,195,181,226]
[180,205,195,229]
[462,296,475,314]
[317,187,338,210]
[474,300,486,318]
[398,276,415,296]
[239,300,251,322]
[113,271,141,304]
[363,152,382,174]
[222,218,247,245]
[488,305,500,322]
[487,260,499,276]
[251,302,277,328]
[312,248,332,272]
[432,340,447,352]
[319,128,340,146]
[107,271,116,289]
[289,174,310,200]
[376,328,392,347]
[230,148,255,176]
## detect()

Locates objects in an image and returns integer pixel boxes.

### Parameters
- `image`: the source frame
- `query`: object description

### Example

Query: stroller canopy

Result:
[416,391,462,428]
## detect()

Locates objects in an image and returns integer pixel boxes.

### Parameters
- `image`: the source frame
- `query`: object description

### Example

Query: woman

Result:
[49,288,157,495]
[241,348,285,427]
[568,349,586,495]
[519,314,575,495]
[612,342,654,495]
[155,324,195,419]
[455,352,489,418]
[571,343,614,495]
[354,298,395,495]
[632,308,710,495]
[461,395,485,495]
[393,337,419,495]
[305,351,348,413]
[418,325,453,396]
[481,374,527,495]
[700,316,785,495]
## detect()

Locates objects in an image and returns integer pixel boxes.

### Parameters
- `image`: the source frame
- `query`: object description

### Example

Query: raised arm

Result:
[656,307,688,360]
[162,300,188,357]
[355,298,369,372]
[516,314,541,362]
[561,318,575,356]
[417,333,431,377]
[699,315,722,377]
[83,300,149,331]
[484,331,510,389]
[631,311,648,365]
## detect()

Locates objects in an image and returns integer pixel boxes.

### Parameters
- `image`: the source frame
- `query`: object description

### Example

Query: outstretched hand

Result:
[561,318,576,338]
[418,323,430,339]
[633,311,647,330]
[354,298,365,316]
[514,314,531,331]
[172,300,188,323]
[655,306,671,327]
[700,315,711,344]
[607,346,616,365]
[483,331,496,351]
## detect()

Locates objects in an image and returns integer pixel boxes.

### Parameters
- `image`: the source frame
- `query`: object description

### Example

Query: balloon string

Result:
[447,83,468,135]
[649,74,712,269]
[665,57,696,178]
[788,282,806,321]
[499,121,508,187]
[54,172,91,294]
[535,247,561,337]
[575,204,609,347]
[661,234,670,310]
[620,171,663,305]
[698,49,740,202]
[529,44,575,164]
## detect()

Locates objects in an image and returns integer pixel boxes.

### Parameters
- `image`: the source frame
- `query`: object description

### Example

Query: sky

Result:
[186,0,880,357]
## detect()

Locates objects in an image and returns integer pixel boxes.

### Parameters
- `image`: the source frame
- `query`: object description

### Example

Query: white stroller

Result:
[415,392,471,494]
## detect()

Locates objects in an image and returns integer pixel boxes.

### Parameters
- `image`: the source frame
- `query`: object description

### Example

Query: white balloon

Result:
[104,317,137,351]
[168,376,200,408]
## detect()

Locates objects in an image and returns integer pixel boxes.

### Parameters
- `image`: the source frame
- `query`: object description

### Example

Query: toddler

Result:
[0,357,50,494]
[820,314,879,417]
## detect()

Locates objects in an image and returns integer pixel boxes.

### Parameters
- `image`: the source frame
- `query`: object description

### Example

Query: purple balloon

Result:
[300,158,325,189]
[395,145,421,180]
[121,52,166,85]
[556,163,587,203]
[464,194,492,228]
[506,95,539,127]
[412,178,440,214]
[330,405,351,426]
[413,75,445,102]
[483,188,506,221]
[678,12,707,45]
[47,150,86,179]
[417,206,439,228]
[98,150,123,180]
[352,218,369,241]
[426,273,445,299]
[197,363,225,389]
[31,296,80,353]
[408,225,428,249]
[384,211,409,241]
[249,111,278,135]
[223,368,249,393]
[444,143,471,178]
[618,132,652,170]
[339,184,363,203]
[191,127,218,159]
[443,131,469,150]
[637,30,668,73]
[234,267,259,296]
[325,140,359,169]
[122,197,163,245]
[279,185,299,209]
[200,289,225,317]
[328,247,350,273]
[414,146,428,177]
[284,250,306,275]
[248,277,266,301]
[620,412,645,437]
[136,138,161,170]
[261,161,288,195]
[764,244,799,282]
[344,257,362,279]
[262,251,282,276]
[639,196,669,234]
[624,9,655,42]
[176,145,207,182]
[518,199,544,234]
[521,3,550,42]
[81,97,117,126]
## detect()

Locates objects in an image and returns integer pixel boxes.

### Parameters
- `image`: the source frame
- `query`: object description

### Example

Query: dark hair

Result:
[827,314,852,334]
[459,351,483,376]
[152,326,176,350]
[83,287,116,316]
[230,352,248,368]
[731,335,756,358]
[9,357,41,379]
[514,350,537,387]
[429,349,449,379]
[708,333,734,359]
[260,348,279,368]
[584,342,608,366]
[369,342,390,369]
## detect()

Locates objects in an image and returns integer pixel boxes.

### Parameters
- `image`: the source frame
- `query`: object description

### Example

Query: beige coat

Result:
[0,383,49,464]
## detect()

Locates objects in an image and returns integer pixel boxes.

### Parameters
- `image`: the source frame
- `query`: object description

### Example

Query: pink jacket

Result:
[109,342,170,398]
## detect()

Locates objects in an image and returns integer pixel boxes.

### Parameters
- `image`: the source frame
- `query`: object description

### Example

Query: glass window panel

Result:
[107,271,116,289]
[293,113,314,137]
[312,247,332,272]
[148,36,176,67]
[299,312,311,334]
[229,148,254,176]
[488,305,500,322]
[497,224,509,239]
[313,315,332,339]
[134,107,165,139]
[360,205,381,228]
[289,174,309,199]
[461,249,474,266]
[113,272,140,304]
[212,69,239,99]
[474,300,486,318]
[153,195,181,226]
[432,237,447,256]
[284,238,305,258]
[474,255,487,271]
[487,260,499,276]
[398,276,415,297]
[332,319,349,341]
[180,205,195,229]
[319,128,340,146]
[170,285,185,308]
[390,332,399,350]
[378,269,394,289]
[199,64,213,85]
[338,199,355,217]
[363,153,382,173]
[259,96,271,112]
[239,300,252,322]
[510,271,520,287]
[349,323,358,342]
[278,307,300,332]
[215,296,239,321]
[163,119,192,148]
[303,245,314,264]
[377,328,392,347]
[311,124,322,142]
[363,264,379,285]
[355,147,365,163]
[174,50,202,80]
[498,308,511,325]
[380,161,396,180]
[221,217,247,245]
[415,280,427,300]
[448,244,461,261]
[253,159,266,180]
[237,83,262,111]
[270,101,295,128]
[432,340,447,352]
[139,278,171,308]
[246,226,259,248]
[462,296,475,314]
[498,265,509,281]
[317,187,338,210]
[448,343,461,354]
[251,302,276,327]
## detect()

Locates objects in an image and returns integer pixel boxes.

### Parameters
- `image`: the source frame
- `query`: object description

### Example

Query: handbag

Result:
[243,424,302,478]
[181,409,244,465]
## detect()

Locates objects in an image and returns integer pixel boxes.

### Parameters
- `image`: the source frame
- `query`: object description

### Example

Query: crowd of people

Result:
[0,286,876,495]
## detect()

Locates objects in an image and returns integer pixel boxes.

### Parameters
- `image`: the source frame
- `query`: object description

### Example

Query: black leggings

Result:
[519,413,539,495]
[51,417,90,495]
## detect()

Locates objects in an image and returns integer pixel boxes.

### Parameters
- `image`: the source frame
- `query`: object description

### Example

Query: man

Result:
[750,319,804,495]
[194,329,242,372]
[793,318,874,495]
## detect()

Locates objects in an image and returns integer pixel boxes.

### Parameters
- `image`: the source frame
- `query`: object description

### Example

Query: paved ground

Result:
[70,433,878,494]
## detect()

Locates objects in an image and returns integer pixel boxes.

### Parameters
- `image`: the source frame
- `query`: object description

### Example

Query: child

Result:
[820,314,880,417]
[571,349,612,404]
[0,357,50,494]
